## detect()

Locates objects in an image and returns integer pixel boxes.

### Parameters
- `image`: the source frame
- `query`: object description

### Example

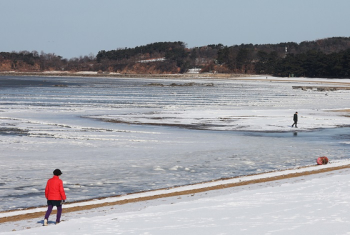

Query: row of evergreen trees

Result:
[271,49,350,78]
[96,41,199,73]
[216,37,350,77]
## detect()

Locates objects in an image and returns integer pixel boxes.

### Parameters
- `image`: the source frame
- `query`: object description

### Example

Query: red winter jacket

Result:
[45,175,66,200]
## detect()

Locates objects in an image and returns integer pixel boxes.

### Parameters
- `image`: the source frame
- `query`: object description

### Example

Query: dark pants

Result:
[45,201,62,223]
[292,121,297,127]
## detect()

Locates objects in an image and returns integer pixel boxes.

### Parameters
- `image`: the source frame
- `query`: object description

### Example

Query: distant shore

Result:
[2,72,350,87]
[0,71,253,79]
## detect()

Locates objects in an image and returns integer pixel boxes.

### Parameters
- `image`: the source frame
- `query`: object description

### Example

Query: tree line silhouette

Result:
[1,37,350,78]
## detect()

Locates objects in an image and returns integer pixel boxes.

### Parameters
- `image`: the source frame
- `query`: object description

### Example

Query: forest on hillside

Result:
[1,37,350,78]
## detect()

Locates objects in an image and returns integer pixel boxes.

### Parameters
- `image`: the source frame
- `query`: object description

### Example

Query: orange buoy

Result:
[317,156,328,165]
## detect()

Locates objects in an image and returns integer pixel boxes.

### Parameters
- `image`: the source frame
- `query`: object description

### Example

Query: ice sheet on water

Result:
[1,76,350,211]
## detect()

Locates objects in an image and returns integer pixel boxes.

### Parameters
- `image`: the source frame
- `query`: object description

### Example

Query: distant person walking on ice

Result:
[292,112,298,128]
[44,169,66,226]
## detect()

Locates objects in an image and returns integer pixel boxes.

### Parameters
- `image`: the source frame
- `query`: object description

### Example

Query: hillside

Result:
[1,37,350,77]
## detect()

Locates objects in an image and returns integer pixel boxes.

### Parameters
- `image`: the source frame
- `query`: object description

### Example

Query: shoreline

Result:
[1,161,350,224]
[1,72,350,86]
[0,71,251,79]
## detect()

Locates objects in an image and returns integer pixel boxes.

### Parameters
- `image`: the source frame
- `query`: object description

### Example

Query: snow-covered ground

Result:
[0,75,350,233]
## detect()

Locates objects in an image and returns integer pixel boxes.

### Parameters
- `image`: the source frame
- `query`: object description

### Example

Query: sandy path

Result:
[1,163,350,224]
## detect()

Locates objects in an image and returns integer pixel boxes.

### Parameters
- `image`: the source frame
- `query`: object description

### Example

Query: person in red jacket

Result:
[43,169,66,226]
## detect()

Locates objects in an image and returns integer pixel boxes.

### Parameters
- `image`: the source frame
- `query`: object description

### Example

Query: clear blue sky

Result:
[1,0,349,59]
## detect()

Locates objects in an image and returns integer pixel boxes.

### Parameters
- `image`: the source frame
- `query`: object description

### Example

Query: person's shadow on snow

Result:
[37,219,56,226]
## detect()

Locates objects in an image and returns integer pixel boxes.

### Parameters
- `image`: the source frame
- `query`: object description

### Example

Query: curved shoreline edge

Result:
[0,72,251,79]
[1,160,350,224]
[1,72,350,86]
